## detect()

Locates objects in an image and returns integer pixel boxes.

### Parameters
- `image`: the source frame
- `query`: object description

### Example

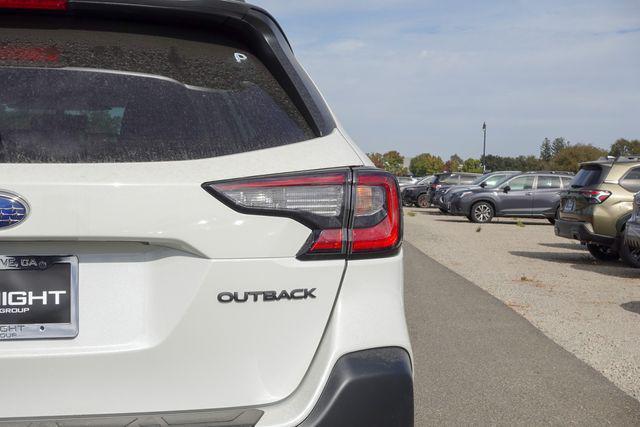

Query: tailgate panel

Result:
[0,134,361,416]
[0,242,345,417]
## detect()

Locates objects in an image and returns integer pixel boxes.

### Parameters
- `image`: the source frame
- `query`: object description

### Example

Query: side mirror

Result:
[503,185,511,193]
[480,182,487,188]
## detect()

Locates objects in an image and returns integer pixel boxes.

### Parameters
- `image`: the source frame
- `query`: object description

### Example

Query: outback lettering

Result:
[218,289,317,304]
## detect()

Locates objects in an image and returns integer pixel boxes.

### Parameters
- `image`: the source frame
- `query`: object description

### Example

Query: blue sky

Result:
[254,0,640,159]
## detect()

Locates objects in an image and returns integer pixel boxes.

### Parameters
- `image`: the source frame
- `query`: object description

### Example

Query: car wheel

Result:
[470,202,494,223]
[620,241,640,268]
[417,194,430,208]
[439,208,447,214]
[586,243,619,262]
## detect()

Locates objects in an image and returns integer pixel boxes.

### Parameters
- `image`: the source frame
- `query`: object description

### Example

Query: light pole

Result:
[482,122,487,173]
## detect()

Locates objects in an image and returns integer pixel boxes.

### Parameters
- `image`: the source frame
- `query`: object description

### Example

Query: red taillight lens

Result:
[203,168,402,260]
[0,0,67,10]
[351,171,402,255]
[579,190,611,204]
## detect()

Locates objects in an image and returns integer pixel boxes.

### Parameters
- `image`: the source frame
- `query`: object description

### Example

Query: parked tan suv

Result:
[555,156,640,267]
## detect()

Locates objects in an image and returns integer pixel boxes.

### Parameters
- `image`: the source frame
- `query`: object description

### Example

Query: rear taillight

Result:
[203,168,402,260]
[431,183,441,190]
[0,0,67,10]
[351,171,402,255]
[579,190,612,204]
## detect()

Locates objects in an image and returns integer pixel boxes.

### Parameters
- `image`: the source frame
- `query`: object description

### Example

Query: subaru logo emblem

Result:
[0,191,28,229]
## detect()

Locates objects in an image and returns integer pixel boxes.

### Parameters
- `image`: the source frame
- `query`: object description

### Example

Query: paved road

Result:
[404,242,640,426]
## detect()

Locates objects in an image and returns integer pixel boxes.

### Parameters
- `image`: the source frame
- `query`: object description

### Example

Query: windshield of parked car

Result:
[471,175,488,185]
[483,174,511,188]
[417,176,434,185]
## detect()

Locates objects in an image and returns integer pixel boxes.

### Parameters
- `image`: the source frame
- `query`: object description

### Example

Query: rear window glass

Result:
[620,168,640,193]
[0,17,314,163]
[570,166,605,188]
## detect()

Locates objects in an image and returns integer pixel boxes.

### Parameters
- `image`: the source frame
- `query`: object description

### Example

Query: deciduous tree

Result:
[551,144,607,172]
[609,138,640,157]
[410,153,445,176]
[462,158,483,173]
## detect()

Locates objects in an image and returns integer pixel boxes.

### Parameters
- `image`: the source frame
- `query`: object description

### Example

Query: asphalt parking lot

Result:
[404,208,640,425]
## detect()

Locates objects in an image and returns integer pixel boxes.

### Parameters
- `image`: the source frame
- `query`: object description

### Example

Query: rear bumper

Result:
[625,221,640,248]
[0,409,264,427]
[300,347,413,427]
[554,219,616,247]
[0,348,413,427]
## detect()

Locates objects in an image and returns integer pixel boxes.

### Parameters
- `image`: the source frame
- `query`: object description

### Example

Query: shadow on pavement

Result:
[539,242,586,251]
[435,218,552,226]
[510,250,638,279]
[621,301,640,315]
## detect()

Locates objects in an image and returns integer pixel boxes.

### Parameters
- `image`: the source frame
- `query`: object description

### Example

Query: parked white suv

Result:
[0,0,412,426]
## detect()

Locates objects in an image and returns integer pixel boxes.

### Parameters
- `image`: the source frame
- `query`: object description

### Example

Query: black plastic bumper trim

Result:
[299,347,414,427]
[555,219,616,247]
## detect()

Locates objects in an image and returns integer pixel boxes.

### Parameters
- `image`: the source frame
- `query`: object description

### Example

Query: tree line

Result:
[367,138,639,176]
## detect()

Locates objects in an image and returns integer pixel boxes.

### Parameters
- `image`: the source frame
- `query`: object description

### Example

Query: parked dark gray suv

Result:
[449,172,574,223]
[435,171,521,213]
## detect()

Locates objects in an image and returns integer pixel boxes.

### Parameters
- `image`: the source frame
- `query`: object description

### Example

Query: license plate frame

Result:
[563,199,576,213]
[0,256,78,341]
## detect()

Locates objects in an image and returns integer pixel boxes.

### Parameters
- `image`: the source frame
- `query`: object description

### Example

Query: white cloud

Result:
[324,39,366,54]
[254,0,640,158]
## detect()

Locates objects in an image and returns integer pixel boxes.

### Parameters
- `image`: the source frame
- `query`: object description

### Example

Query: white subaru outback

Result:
[0,0,413,426]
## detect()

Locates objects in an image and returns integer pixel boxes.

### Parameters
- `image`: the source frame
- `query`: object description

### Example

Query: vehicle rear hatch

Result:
[560,163,611,222]
[0,4,368,417]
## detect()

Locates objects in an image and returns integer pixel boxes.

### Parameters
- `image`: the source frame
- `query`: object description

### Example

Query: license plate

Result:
[0,256,78,341]
[563,199,575,212]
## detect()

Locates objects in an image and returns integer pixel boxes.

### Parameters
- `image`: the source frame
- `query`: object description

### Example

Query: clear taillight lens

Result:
[203,168,402,260]
[218,185,344,217]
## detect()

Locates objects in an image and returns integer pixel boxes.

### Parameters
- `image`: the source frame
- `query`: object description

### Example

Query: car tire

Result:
[586,243,619,262]
[620,241,640,268]
[439,208,447,214]
[470,202,494,223]
[417,194,430,208]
